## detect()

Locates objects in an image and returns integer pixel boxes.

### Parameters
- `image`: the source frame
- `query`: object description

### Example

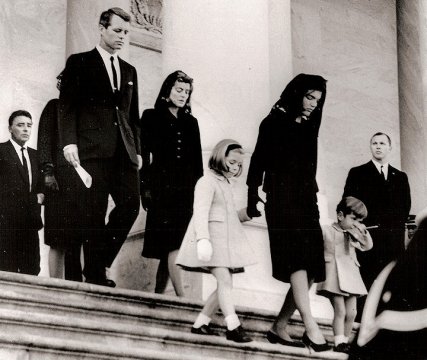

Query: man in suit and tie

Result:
[0,110,43,275]
[58,7,142,287]
[343,132,411,319]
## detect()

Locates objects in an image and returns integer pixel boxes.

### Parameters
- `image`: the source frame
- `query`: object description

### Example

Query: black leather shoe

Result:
[302,332,331,352]
[334,342,350,353]
[226,326,252,343]
[266,331,305,348]
[191,324,219,336]
[86,277,116,288]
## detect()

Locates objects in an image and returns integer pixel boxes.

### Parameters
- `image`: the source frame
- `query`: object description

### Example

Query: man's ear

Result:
[337,211,344,220]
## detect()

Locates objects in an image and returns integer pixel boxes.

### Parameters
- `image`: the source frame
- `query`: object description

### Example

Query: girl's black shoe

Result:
[226,326,253,343]
[266,331,305,348]
[191,324,219,336]
[302,332,331,352]
[334,342,350,353]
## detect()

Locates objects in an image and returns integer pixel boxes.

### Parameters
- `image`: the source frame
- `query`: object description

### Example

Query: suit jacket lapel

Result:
[6,141,29,187]
[91,48,115,96]
[28,149,38,192]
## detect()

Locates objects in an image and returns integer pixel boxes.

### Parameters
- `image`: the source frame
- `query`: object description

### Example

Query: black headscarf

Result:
[154,70,194,115]
[273,73,327,136]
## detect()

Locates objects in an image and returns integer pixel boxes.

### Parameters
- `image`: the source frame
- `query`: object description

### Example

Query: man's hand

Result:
[137,154,143,170]
[197,238,213,262]
[63,144,80,167]
[37,193,45,205]
[141,189,152,211]
[44,174,59,192]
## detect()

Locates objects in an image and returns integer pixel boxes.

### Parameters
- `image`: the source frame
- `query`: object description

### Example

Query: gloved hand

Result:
[197,238,213,262]
[42,164,59,192]
[247,187,263,218]
[141,188,152,211]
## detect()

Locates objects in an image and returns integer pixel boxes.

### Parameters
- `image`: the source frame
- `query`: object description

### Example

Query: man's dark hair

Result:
[8,110,32,126]
[99,7,131,28]
[371,132,391,146]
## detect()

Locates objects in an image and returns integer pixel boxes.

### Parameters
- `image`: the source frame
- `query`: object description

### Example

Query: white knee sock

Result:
[225,314,240,331]
[193,313,211,328]
[334,335,348,346]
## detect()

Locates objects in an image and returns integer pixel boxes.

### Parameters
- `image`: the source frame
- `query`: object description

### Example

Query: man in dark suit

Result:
[58,8,142,287]
[0,110,43,275]
[343,132,411,318]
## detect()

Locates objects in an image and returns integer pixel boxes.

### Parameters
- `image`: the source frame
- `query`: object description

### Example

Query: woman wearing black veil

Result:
[246,73,330,351]
[140,70,203,296]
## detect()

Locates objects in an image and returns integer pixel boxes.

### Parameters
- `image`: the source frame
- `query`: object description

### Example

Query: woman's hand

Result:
[247,187,264,218]
[197,238,213,261]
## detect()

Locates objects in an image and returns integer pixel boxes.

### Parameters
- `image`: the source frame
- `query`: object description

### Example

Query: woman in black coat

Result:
[140,70,203,296]
[246,74,329,350]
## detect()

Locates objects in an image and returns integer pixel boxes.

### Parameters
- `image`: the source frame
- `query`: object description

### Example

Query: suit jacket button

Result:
[115,106,119,110]
[114,122,118,126]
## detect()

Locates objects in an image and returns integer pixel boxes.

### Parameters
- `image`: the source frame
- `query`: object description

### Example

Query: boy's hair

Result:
[336,196,368,219]
[209,139,244,177]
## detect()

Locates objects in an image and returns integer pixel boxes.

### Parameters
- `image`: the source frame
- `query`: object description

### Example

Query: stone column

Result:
[162,0,296,311]
[65,0,130,59]
[397,0,427,214]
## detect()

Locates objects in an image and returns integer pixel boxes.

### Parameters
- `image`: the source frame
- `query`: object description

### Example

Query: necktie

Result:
[380,165,386,181]
[110,56,118,92]
[21,147,30,189]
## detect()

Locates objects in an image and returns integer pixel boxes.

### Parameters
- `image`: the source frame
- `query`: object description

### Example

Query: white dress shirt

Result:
[372,159,389,180]
[11,138,32,190]
[96,45,121,91]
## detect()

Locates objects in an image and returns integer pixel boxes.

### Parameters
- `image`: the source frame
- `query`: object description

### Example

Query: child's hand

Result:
[197,238,213,262]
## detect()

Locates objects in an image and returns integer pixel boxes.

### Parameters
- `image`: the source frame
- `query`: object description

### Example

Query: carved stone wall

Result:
[130,0,162,52]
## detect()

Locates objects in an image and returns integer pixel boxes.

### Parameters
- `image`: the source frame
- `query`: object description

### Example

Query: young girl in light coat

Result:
[176,139,256,343]
[317,196,373,353]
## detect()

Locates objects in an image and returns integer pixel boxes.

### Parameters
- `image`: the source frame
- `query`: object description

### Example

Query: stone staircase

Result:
[0,271,349,360]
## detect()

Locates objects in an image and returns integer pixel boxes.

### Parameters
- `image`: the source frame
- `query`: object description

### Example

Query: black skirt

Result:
[142,186,194,259]
[265,191,325,283]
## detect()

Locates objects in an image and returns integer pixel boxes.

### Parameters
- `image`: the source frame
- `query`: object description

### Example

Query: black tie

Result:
[110,56,118,93]
[380,165,386,181]
[21,147,30,189]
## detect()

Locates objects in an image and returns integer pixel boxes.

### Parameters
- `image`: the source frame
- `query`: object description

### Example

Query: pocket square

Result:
[128,81,133,86]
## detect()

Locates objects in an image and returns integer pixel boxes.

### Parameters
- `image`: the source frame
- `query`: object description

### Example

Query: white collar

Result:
[10,138,27,151]
[96,44,119,62]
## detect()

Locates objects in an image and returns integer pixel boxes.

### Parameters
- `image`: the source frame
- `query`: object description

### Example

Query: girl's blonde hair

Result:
[209,139,244,177]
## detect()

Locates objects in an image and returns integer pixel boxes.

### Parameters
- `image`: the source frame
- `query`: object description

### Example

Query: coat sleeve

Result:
[191,117,204,180]
[193,176,215,240]
[37,99,59,168]
[139,109,153,188]
[237,208,252,222]
[401,172,411,219]
[343,167,360,199]
[246,118,269,189]
[128,67,141,155]
[58,54,80,149]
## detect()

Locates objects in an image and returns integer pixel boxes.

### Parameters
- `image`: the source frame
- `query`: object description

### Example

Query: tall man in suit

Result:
[0,110,43,275]
[343,132,411,318]
[58,8,142,287]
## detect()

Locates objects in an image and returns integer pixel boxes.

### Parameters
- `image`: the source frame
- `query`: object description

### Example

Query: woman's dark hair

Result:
[274,73,327,135]
[209,139,244,177]
[154,70,193,114]
[336,196,368,219]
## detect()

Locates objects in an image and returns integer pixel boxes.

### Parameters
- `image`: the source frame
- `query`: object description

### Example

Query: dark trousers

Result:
[0,228,40,275]
[78,152,140,281]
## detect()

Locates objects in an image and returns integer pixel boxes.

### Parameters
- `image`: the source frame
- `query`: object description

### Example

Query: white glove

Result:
[197,238,213,262]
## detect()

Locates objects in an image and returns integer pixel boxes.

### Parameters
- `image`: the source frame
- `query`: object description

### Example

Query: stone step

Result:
[0,271,350,359]
[0,271,339,343]
[0,308,346,360]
